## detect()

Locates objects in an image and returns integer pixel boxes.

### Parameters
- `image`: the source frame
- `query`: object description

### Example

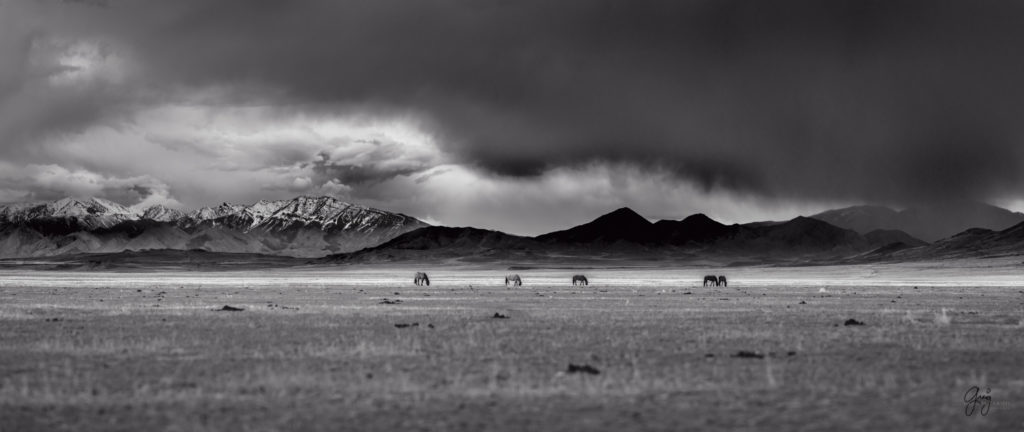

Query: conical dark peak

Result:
[679,213,724,227]
[681,213,712,222]
[536,207,655,243]
[592,207,651,226]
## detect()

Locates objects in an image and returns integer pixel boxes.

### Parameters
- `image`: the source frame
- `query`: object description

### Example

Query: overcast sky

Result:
[3,0,1024,235]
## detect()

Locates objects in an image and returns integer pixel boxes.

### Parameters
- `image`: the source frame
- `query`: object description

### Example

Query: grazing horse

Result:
[505,274,523,287]
[414,272,430,286]
[572,274,589,286]
[717,276,727,287]
[703,275,718,286]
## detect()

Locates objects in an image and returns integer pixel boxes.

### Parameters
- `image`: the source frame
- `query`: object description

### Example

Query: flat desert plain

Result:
[1,260,1023,431]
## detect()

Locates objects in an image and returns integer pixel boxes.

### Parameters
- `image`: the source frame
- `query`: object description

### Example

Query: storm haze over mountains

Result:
[3,1,1024,234]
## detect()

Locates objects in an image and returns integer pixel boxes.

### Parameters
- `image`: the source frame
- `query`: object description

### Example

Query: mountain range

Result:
[329,208,922,265]
[2,196,1024,265]
[0,196,427,258]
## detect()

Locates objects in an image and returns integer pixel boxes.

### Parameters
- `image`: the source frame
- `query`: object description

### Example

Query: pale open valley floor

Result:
[1,260,1023,431]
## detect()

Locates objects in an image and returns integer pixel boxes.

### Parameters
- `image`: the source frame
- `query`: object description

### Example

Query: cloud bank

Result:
[2,0,1024,233]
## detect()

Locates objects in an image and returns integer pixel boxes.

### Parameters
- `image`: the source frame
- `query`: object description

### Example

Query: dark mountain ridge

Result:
[328,208,930,264]
[335,226,541,263]
[812,201,1024,242]
[918,220,1024,258]
[652,213,733,245]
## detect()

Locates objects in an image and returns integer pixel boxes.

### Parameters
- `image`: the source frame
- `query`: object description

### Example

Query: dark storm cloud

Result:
[11,0,1024,206]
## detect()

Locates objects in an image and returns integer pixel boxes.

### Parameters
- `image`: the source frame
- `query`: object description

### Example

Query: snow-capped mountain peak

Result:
[191,202,247,221]
[49,197,139,218]
[240,199,292,228]
[269,196,370,227]
[0,197,142,230]
[141,205,186,222]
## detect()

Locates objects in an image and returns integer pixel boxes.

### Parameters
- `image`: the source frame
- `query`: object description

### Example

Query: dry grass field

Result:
[1,263,1023,431]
